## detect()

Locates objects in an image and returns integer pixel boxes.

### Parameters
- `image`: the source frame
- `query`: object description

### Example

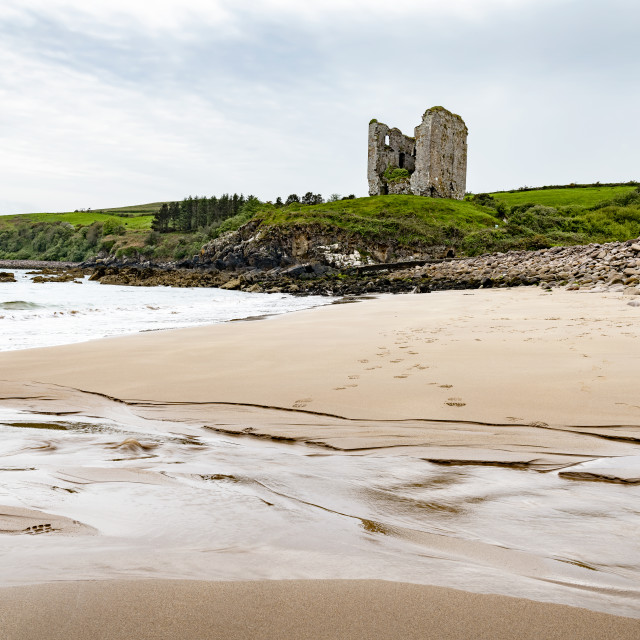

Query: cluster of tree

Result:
[151,194,253,233]
[273,193,356,207]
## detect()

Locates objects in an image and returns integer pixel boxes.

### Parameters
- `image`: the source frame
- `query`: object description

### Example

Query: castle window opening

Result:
[398,152,405,169]
[385,135,389,145]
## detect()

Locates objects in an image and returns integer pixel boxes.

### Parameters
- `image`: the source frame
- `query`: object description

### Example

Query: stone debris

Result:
[406,239,640,291]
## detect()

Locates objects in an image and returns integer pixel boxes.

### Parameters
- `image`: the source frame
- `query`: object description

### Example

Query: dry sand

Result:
[1,287,640,637]
[1,287,639,424]
[2,579,639,640]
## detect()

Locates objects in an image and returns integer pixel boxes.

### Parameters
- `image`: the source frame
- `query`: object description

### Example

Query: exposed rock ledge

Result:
[81,237,640,297]
[196,221,444,271]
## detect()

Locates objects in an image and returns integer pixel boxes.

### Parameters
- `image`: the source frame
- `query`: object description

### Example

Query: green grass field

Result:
[490,185,636,208]
[15,211,154,230]
[0,202,165,230]
[256,195,501,246]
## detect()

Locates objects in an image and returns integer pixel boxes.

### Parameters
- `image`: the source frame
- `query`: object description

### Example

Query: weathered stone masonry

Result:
[368,106,468,200]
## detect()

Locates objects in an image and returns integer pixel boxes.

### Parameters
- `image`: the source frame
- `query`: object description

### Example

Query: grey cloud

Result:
[0,0,638,213]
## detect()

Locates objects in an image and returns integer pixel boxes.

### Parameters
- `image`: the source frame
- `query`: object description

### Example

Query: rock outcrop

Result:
[195,221,445,272]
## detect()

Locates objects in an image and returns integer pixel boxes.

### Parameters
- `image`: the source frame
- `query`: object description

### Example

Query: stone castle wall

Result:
[368,107,467,200]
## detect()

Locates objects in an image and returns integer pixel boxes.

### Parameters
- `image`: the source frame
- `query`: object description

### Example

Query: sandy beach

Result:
[1,286,640,637]
[2,579,640,640]
[2,286,640,465]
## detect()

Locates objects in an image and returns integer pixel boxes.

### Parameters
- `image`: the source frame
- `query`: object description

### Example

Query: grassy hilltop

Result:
[247,183,640,256]
[0,202,198,262]
[1,183,639,263]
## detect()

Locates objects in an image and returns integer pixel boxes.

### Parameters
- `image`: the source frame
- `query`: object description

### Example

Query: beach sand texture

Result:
[2,580,640,640]
[1,287,640,637]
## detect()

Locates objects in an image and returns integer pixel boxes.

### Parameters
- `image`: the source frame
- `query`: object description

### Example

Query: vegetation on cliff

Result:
[251,195,499,249]
[1,183,639,263]
[218,184,640,259]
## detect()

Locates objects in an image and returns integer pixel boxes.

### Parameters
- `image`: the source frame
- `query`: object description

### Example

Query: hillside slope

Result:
[198,187,640,270]
[1,184,639,266]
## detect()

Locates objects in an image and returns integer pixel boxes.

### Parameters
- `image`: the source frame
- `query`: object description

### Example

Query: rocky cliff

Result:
[195,220,446,272]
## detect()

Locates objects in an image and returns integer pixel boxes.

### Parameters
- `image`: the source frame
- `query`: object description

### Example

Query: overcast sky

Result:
[0,0,637,214]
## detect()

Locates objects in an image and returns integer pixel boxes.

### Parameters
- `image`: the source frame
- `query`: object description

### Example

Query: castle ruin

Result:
[367,106,467,200]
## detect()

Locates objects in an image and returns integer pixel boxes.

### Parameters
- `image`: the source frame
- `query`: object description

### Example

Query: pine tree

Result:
[151,203,170,233]
[168,202,180,230]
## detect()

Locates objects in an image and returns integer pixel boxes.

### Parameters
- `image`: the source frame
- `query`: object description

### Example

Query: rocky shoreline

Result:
[4,238,640,299]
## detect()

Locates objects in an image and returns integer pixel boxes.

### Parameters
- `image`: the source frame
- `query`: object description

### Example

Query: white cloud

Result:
[0,0,637,214]
[0,42,320,212]
[0,0,553,32]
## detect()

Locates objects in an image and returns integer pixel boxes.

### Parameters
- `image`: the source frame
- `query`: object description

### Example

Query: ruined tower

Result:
[367,106,467,200]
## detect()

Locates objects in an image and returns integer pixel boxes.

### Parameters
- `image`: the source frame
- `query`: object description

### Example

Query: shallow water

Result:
[0,270,330,351]
[1,402,639,617]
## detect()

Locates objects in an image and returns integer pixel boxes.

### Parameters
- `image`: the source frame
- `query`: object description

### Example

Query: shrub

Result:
[102,218,126,235]
[383,165,410,183]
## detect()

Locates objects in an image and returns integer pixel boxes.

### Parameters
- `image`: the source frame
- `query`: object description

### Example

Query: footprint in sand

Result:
[24,523,53,535]
[333,387,346,391]
[348,375,360,380]
[439,384,453,389]
[390,359,403,363]
[358,359,369,363]
[446,397,466,407]
[394,375,408,379]
[293,398,312,408]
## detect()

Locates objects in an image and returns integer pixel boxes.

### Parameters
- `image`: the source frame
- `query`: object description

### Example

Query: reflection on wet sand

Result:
[1,385,640,618]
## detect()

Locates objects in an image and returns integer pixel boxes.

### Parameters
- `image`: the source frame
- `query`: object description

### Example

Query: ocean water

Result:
[0,270,331,351]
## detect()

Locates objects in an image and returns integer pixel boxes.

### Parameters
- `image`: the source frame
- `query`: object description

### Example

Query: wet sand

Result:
[2,579,639,640]
[1,287,640,635]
